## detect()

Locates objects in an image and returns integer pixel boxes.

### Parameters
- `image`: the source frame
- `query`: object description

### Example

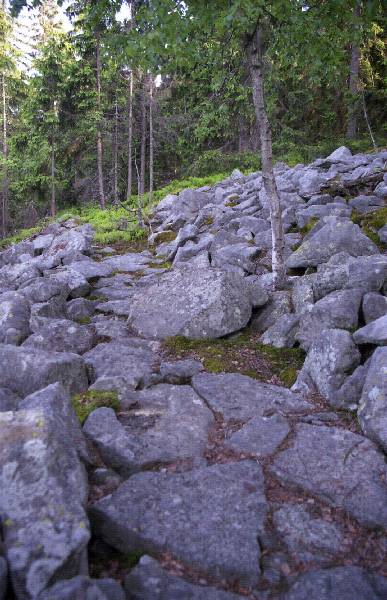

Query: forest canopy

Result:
[1,0,386,238]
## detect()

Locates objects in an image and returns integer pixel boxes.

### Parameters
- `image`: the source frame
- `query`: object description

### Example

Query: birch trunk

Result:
[96,32,105,209]
[247,27,286,289]
[1,72,9,238]
[50,142,56,217]
[149,74,154,201]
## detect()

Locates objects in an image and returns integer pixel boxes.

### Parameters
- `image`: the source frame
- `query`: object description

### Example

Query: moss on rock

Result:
[72,389,119,424]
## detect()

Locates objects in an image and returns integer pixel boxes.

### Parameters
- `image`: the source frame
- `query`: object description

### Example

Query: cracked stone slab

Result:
[281,566,387,600]
[353,314,387,345]
[224,414,290,456]
[273,504,344,565]
[83,342,159,389]
[0,344,88,397]
[91,461,266,586]
[192,372,312,421]
[358,347,387,452]
[83,385,213,476]
[270,424,387,529]
[124,556,247,600]
[0,409,90,599]
[22,319,97,355]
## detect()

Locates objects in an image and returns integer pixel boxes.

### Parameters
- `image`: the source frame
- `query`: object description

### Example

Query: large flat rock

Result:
[84,385,213,476]
[0,344,88,397]
[0,410,90,599]
[91,461,266,586]
[358,347,387,452]
[127,267,252,340]
[192,372,312,421]
[270,424,387,529]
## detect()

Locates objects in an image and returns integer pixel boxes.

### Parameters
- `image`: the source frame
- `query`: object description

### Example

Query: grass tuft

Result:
[72,390,119,424]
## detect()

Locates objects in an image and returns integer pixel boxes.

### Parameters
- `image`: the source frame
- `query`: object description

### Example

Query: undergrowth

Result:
[72,390,119,424]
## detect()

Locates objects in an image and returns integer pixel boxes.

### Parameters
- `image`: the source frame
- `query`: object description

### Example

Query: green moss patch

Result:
[351,207,387,249]
[148,261,172,269]
[74,316,92,325]
[163,330,305,387]
[300,217,319,237]
[153,231,177,244]
[72,390,119,424]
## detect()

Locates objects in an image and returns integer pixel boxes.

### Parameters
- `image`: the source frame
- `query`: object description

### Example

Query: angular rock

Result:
[296,289,362,351]
[273,504,344,565]
[244,275,269,308]
[0,557,7,600]
[29,297,68,331]
[91,461,267,586]
[251,291,292,333]
[127,267,252,340]
[287,220,378,268]
[353,315,387,345]
[293,329,360,406]
[261,314,300,348]
[69,259,114,281]
[66,298,95,322]
[103,252,151,273]
[0,291,31,345]
[20,278,68,303]
[0,240,34,267]
[362,292,387,324]
[19,383,91,464]
[358,347,387,452]
[281,566,387,600]
[38,577,125,600]
[224,414,290,456]
[192,372,312,420]
[48,267,90,298]
[159,359,203,384]
[125,556,246,600]
[271,424,387,528]
[325,146,352,163]
[0,344,88,397]
[313,254,387,300]
[379,224,387,244]
[333,363,368,410]
[84,385,213,475]
[0,409,90,599]
[0,387,20,412]
[23,319,97,355]
[83,342,158,389]
[43,227,93,262]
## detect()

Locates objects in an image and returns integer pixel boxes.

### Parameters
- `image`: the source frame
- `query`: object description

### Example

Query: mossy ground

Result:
[163,330,305,387]
[72,390,119,424]
[351,207,387,249]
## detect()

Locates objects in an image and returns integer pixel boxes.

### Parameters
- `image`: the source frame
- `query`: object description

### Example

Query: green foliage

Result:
[187,150,260,177]
[0,226,41,249]
[72,389,119,424]
[351,207,387,248]
[164,331,305,388]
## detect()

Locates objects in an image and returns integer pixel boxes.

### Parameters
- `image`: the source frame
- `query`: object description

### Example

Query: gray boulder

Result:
[261,314,300,348]
[271,423,387,528]
[0,344,88,397]
[103,252,151,273]
[0,291,31,344]
[43,227,93,262]
[287,220,378,268]
[125,555,246,600]
[48,267,90,298]
[23,319,97,355]
[127,267,252,340]
[84,385,213,475]
[192,372,312,420]
[91,461,267,586]
[353,315,387,345]
[38,577,125,600]
[296,289,362,351]
[293,329,360,406]
[20,278,68,303]
[68,259,114,281]
[0,409,89,599]
[19,383,91,464]
[313,254,387,300]
[325,146,352,163]
[83,342,158,389]
[0,240,34,267]
[273,504,344,565]
[66,298,95,322]
[0,387,20,411]
[224,414,290,456]
[379,224,387,244]
[358,348,387,452]
[159,359,203,383]
[251,291,292,333]
[362,292,387,324]
[282,567,387,600]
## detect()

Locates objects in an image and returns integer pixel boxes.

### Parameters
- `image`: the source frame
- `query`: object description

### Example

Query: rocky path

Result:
[0,146,387,599]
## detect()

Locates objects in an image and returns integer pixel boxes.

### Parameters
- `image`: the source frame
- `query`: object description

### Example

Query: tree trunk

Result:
[346,2,361,139]
[113,95,119,205]
[1,72,9,238]
[247,27,286,289]
[126,69,133,201]
[149,74,154,201]
[50,141,56,217]
[139,74,146,196]
[96,32,105,209]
